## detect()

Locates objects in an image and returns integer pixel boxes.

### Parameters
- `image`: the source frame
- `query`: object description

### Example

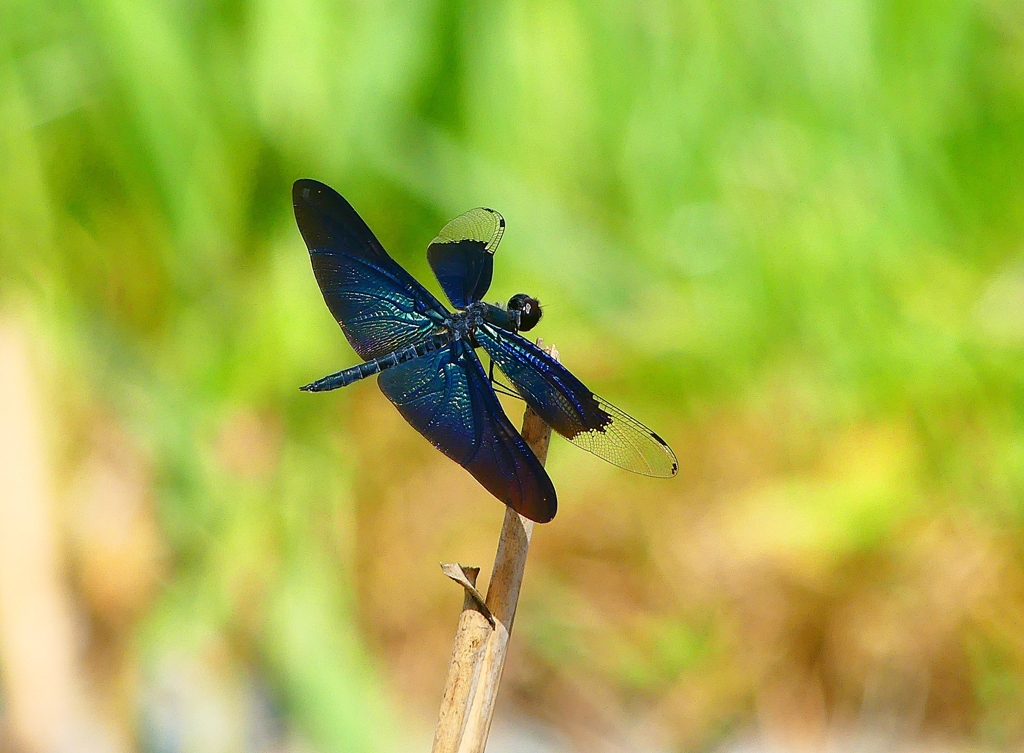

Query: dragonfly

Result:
[294,179,677,523]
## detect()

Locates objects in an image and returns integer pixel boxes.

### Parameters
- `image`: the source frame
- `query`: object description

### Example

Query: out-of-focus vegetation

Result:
[1,0,1024,750]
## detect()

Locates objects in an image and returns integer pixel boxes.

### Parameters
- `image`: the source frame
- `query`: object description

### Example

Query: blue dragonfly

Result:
[294,179,677,523]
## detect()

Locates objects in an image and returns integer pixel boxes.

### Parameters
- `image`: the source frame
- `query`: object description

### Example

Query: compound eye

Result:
[508,293,542,332]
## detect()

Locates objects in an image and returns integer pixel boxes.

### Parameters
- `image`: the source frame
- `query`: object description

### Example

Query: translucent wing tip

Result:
[481,207,505,230]
[648,430,679,477]
[431,207,506,253]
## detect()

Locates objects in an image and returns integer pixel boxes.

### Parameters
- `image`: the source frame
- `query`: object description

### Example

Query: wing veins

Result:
[477,327,677,477]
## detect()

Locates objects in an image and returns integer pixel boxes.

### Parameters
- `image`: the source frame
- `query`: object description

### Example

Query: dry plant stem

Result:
[455,508,534,751]
[432,566,493,751]
[432,344,557,753]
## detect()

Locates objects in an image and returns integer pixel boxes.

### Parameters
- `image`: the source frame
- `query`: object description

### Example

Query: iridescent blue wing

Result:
[293,180,449,360]
[427,207,504,309]
[476,327,679,477]
[377,340,556,523]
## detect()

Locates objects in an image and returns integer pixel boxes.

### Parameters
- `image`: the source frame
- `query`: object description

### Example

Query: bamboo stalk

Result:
[432,344,557,753]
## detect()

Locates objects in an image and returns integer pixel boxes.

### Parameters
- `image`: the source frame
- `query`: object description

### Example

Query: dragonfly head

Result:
[508,294,542,332]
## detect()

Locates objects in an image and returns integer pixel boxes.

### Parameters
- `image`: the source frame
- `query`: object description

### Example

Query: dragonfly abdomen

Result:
[301,333,452,392]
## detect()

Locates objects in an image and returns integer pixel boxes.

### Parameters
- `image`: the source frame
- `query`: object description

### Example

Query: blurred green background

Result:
[1,0,1024,751]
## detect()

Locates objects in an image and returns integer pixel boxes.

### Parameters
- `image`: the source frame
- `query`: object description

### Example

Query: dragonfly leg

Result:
[487,357,522,400]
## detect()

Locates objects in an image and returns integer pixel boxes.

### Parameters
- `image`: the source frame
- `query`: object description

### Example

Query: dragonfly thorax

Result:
[448,301,488,340]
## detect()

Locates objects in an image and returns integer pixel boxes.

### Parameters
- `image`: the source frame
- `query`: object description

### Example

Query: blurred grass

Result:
[1,0,1024,750]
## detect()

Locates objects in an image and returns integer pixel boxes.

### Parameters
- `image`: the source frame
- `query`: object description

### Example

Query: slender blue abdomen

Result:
[301,333,452,392]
